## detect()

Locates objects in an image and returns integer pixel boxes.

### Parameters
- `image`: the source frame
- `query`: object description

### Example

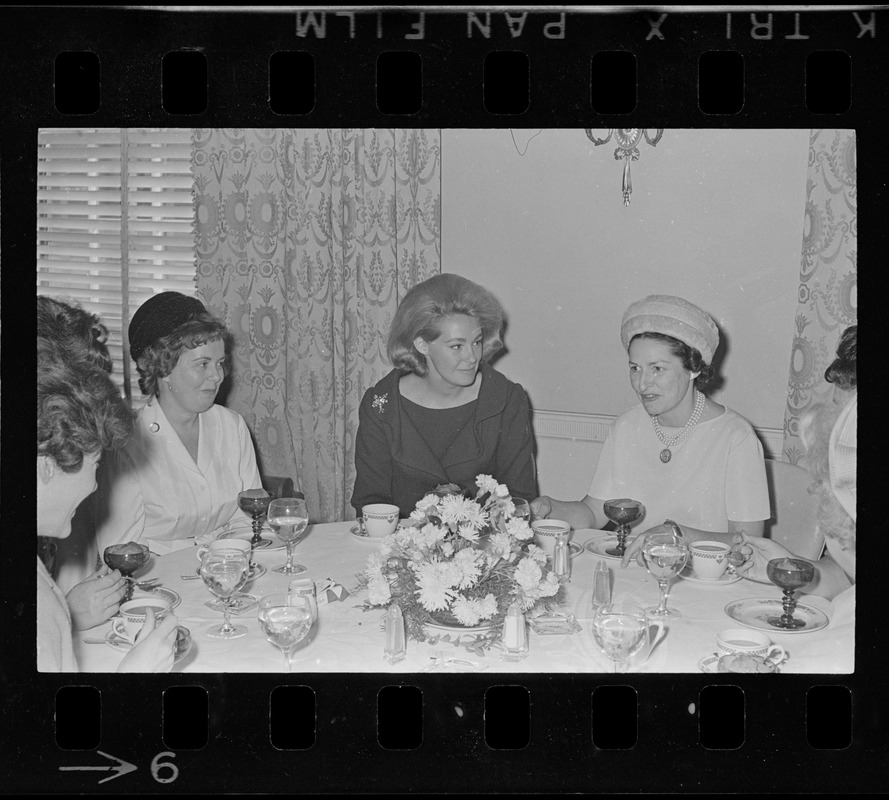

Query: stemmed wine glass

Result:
[238,488,272,548]
[267,496,310,575]
[591,603,649,673]
[766,557,816,629]
[511,497,531,521]
[103,542,150,602]
[258,593,315,672]
[603,498,644,557]
[641,529,689,619]
[199,548,250,639]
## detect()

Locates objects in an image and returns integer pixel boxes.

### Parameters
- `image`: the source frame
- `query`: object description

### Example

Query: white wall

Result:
[441,129,809,495]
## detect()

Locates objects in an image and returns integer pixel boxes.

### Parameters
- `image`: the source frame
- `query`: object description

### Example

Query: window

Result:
[36,128,196,399]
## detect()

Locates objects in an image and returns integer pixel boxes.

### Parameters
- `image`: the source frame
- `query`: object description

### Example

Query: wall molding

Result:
[533,409,785,460]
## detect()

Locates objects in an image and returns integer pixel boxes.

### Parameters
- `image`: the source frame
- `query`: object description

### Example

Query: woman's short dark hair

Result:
[38,338,134,473]
[387,274,505,376]
[824,325,857,390]
[630,332,720,395]
[135,313,231,397]
[37,295,113,373]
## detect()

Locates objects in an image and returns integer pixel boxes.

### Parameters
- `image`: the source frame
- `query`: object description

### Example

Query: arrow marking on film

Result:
[59,751,137,784]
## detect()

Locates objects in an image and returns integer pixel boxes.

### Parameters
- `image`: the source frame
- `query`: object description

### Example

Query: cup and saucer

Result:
[678,540,742,586]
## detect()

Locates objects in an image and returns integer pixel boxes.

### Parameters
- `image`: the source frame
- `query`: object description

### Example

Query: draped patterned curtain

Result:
[782,129,857,463]
[192,129,441,521]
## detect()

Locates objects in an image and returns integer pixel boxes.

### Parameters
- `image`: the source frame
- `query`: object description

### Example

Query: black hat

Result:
[128,292,206,361]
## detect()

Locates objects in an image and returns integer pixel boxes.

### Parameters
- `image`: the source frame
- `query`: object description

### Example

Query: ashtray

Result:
[528,613,582,635]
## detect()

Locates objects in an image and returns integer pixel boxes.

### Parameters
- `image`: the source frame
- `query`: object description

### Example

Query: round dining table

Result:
[73,522,852,674]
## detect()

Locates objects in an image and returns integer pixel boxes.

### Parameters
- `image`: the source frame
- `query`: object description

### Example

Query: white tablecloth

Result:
[73,523,853,674]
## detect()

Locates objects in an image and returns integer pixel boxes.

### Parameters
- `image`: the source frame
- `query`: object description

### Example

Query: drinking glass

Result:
[591,603,648,673]
[103,543,150,602]
[267,497,310,575]
[258,593,315,672]
[641,530,689,619]
[603,498,644,557]
[766,557,816,629]
[199,549,250,639]
[511,498,531,522]
[237,488,272,547]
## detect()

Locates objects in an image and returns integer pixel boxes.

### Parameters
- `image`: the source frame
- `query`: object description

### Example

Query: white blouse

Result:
[589,404,770,532]
[92,399,263,557]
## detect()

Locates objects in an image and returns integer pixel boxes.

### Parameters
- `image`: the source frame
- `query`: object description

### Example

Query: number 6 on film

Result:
[151,752,179,784]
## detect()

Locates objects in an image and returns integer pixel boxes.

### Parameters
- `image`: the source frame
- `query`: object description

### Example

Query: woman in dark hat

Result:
[533,295,769,560]
[90,292,264,560]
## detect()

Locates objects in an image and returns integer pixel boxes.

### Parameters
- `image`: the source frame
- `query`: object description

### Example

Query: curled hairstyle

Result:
[135,313,231,397]
[387,274,505,376]
[37,295,113,373]
[824,325,857,391]
[630,332,720,395]
[38,338,134,473]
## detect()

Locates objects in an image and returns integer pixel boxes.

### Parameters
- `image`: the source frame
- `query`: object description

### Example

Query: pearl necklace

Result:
[651,389,705,463]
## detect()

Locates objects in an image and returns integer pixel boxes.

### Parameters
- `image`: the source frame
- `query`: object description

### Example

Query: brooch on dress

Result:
[372,393,388,413]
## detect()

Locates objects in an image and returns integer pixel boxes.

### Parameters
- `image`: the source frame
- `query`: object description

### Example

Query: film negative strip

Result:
[3,5,884,793]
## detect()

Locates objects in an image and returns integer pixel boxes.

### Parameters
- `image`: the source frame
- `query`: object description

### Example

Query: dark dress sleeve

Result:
[351,387,395,516]
[494,384,538,502]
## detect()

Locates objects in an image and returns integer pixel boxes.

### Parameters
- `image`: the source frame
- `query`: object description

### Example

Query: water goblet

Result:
[258,593,315,672]
[103,542,150,602]
[267,497,310,575]
[238,488,272,548]
[199,548,250,639]
[766,557,816,629]
[641,529,689,619]
[603,498,644,557]
[591,603,649,673]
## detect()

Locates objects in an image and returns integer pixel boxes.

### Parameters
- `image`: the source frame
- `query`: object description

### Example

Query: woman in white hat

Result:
[532,294,770,560]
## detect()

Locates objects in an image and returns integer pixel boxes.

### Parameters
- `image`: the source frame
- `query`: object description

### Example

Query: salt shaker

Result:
[502,601,529,661]
[552,534,570,582]
[383,603,406,664]
[592,560,611,611]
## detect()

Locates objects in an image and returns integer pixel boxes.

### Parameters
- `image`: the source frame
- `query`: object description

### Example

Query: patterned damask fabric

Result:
[192,129,441,521]
[782,129,857,464]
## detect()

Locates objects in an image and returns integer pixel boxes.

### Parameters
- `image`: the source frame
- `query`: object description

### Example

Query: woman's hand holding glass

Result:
[66,568,127,630]
[731,532,797,583]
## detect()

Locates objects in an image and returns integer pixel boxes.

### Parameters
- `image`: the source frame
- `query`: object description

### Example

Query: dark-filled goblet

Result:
[603,498,644,557]
[238,489,273,547]
[766,557,816,629]
[103,543,150,602]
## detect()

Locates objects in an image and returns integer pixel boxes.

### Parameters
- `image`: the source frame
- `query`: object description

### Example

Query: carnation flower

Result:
[476,474,498,494]
[514,556,543,590]
[453,547,482,588]
[525,543,548,564]
[506,518,533,541]
[367,576,392,605]
[415,561,458,611]
[495,483,509,498]
[451,596,482,626]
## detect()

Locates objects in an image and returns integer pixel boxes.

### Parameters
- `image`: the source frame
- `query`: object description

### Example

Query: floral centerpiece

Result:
[358,475,563,654]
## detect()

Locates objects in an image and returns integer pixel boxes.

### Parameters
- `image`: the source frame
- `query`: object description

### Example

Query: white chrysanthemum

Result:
[415,562,457,611]
[457,523,480,542]
[440,541,455,558]
[437,494,477,527]
[366,577,392,605]
[476,474,498,494]
[506,518,533,541]
[525,543,548,564]
[451,596,481,626]
[487,531,512,561]
[453,548,482,588]
[514,557,543,590]
[479,593,498,618]
[365,551,385,574]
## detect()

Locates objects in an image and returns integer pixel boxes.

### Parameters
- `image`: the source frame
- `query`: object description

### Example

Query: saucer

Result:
[581,531,624,561]
[678,566,742,586]
[130,586,181,609]
[349,525,387,543]
[698,654,720,673]
[567,542,583,559]
[194,563,266,582]
[104,625,193,664]
[218,528,287,551]
[723,598,829,634]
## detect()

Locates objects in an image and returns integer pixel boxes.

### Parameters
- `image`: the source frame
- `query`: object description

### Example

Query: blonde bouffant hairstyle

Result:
[386,274,505,376]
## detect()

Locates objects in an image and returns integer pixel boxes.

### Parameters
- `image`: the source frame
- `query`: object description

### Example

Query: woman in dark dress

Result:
[351,274,537,518]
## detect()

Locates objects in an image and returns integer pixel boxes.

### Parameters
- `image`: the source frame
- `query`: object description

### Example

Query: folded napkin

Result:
[316,578,349,605]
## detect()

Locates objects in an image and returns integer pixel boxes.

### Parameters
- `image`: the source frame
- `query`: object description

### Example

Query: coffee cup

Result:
[361,503,400,538]
[531,519,572,558]
[628,618,667,667]
[197,538,252,561]
[690,540,731,580]
[716,628,787,664]
[112,597,171,643]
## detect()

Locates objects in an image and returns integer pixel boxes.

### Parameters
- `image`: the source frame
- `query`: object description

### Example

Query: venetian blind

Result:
[36,128,196,399]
